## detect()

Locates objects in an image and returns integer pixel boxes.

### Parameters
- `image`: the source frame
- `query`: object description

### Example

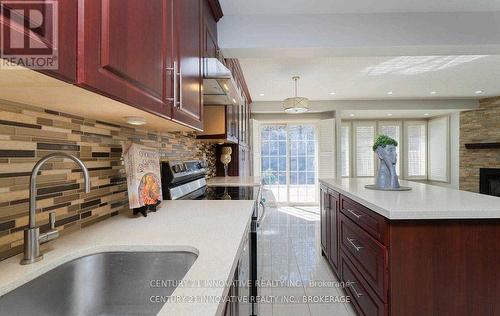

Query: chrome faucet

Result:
[21,153,91,265]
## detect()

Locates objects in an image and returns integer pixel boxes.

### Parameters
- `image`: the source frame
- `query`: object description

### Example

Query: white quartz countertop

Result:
[207,176,261,187]
[0,200,255,316]
[320,178,500,220]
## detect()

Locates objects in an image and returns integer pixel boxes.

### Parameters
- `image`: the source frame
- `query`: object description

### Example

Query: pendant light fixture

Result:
[283,76,309,114]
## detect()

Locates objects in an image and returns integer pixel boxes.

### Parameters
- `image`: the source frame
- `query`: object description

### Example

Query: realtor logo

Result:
[0,0,58,70]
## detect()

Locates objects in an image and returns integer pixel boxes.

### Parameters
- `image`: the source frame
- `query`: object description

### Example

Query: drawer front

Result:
[341,255,386,316]
[340,214,388,301]
[341,195,388,244]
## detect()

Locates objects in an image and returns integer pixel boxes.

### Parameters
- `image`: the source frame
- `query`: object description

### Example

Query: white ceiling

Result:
[220,0,500,15]
[239,55,500,101]
[220,1,500,105]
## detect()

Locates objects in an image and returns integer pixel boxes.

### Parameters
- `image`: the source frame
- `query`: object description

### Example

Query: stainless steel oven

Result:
[160,160,261,316]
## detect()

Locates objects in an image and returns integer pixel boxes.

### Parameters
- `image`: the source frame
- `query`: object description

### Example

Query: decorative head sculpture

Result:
[373,135,400,189]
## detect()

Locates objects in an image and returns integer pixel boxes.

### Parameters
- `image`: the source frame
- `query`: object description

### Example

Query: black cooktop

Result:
[198,186,260,201]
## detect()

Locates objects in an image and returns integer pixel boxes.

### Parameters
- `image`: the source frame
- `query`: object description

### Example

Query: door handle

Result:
[166,61,179,107]
[177,62,182,108]
[349,282,363,298]
[344,208,362,219]
[347,237,363,252]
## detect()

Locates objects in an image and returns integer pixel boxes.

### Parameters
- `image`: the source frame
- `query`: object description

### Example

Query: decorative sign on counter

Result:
[122,142,162,216]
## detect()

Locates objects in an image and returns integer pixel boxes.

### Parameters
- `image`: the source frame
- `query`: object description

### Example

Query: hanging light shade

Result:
[283,76,309,114]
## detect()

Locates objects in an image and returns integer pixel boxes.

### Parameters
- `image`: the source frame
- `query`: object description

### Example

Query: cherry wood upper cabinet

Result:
[171,0,203,130]
[78,0,171,119]
[203,0,218,61]
[0,0,77,82]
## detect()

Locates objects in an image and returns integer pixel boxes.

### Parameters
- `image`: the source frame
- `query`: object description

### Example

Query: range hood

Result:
[203,58,244,105]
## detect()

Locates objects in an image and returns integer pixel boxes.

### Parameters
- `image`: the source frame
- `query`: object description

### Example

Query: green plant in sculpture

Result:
[372,134,398,152]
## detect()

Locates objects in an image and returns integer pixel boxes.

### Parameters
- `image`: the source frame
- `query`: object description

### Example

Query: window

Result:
[342,118,449,183]
[428,116,449,182]
[260,124,317,204]
[405,121,427,178]
[353,122,376,177]
[289,125,316,203]
[261,125,287,201]
[341,123,350,177]
[378,121,402,175]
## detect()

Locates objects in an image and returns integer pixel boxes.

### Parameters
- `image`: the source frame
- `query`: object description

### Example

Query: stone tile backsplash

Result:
[0,99,215,260]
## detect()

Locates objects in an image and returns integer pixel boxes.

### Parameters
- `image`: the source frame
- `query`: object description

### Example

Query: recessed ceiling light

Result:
[259,93,265,96]
[387,113,393,116]
[125,116,146,126]
[424,113,430,116]
[430,91,437,95]
[232,98,237,104]
[475,90,483,94]
[349,113,355,117]
[329,92,336,95]
[387,91,394,95]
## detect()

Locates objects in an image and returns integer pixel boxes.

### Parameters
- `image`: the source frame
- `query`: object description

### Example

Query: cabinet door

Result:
[226,105,238,142]
[239,145,248,177]
[172,0,203,130]
[329,194,339,274]
[320,187,330,254]
[80,0,170,118]
[0,0,77,82]
[239,102,247,146]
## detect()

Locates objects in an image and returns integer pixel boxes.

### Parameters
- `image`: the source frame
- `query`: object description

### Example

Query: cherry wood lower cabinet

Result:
[328,189,340,274]
[320,185,330,256]
[320,186,340,276]
[320,185,500,316]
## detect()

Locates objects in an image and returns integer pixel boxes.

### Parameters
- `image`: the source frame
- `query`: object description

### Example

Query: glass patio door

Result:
[261,124,317,204]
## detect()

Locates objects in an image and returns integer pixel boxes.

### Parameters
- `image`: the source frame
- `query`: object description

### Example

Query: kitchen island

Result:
[0,200,255,316]
[207,176,262,187]
[319,178,500,316]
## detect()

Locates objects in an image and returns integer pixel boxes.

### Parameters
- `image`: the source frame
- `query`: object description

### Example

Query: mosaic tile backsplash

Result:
[0,99,216,260]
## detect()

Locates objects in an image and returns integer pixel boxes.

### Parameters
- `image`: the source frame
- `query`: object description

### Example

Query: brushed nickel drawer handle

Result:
[345,208,362,219]
[347,237,363,252]
[350,282,363,298]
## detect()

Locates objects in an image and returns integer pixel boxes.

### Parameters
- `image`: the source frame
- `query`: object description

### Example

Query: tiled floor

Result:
[257,205,356,316]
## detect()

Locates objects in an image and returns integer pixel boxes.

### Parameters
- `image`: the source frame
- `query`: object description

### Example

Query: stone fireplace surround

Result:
[460,97,500,193]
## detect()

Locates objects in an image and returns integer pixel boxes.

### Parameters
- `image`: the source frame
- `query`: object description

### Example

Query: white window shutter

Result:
[353,122,376,177]
[405,121,427,178]
[318,119,335,178]
[428,116,450,182]
[341,123,350,177]
[252,119,261,178]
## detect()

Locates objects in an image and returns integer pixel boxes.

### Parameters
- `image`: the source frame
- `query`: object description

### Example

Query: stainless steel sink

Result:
[0,251,197,316]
